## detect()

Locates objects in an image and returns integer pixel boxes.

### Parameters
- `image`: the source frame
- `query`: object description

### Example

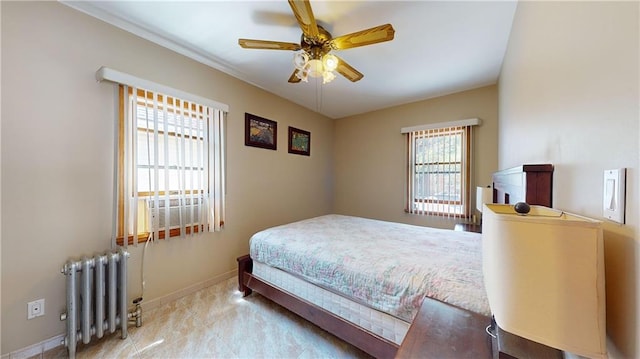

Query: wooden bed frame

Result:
[237,164,554,358]
[492,164,553,207]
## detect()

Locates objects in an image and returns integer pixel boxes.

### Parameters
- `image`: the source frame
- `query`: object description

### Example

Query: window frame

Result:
[405,125,472,218]
[116,86,222,245]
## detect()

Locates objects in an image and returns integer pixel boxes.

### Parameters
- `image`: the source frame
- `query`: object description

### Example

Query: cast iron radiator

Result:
[60,248,130,359]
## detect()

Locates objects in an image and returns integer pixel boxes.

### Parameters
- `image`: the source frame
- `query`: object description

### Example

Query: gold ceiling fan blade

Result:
[238,39,301,51]
[330,24,395,50]
[288,0,320,41]
[288,69,302,83]
[334,56,364,82]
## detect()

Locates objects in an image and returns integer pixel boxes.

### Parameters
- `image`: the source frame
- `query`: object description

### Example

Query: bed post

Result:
[237,254,253,296]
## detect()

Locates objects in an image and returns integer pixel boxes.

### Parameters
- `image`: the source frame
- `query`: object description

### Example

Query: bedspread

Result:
[249,214,490,322]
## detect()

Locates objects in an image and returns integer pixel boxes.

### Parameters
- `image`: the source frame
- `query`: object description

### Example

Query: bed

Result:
[237,164,553,358]
[238,216,487,357]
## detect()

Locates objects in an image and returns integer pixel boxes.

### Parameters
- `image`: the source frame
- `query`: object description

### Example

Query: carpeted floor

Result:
[40,277,371,359]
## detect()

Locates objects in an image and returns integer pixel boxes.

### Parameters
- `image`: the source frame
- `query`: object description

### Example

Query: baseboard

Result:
[2,269,236,359]
[1,334,65,359]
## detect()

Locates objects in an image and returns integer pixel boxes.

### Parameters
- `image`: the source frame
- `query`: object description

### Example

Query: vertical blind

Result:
[97,67,228,247]
[403,119,479,219]
[118,86,226,247]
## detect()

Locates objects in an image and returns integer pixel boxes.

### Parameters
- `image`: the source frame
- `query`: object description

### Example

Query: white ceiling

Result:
[63,1,518,119]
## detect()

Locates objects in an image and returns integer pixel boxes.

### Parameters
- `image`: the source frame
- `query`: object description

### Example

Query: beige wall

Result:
[0,2,334,354]
[333,85,499,229]
[499,2,639,357]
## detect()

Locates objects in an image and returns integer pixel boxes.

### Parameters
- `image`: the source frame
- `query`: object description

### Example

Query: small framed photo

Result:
[288,126,310,156]
[245,113,277,150]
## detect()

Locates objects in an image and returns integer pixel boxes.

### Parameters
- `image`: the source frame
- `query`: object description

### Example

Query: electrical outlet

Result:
[27,299,45,319]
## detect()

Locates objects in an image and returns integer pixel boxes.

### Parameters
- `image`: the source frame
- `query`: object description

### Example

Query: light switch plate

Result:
[603,168,626,224]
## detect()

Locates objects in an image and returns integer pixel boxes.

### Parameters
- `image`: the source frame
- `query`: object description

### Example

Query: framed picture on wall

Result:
[245,113,277,150]
[288,126,310,156]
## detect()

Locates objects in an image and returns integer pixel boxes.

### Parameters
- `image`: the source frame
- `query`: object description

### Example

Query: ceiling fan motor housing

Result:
[301,25,332,59]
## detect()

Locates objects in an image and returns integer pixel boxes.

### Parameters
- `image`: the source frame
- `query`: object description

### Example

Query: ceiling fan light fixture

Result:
[322,71,336,84]
[295,66,309,82]
[293,51,309,70]
[322,54,338,72]
[307,59,324,78]
[292,49,337,84]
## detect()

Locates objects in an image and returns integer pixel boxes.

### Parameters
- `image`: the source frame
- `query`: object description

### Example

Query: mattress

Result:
[250,214,490,323]
[252,261,410,345]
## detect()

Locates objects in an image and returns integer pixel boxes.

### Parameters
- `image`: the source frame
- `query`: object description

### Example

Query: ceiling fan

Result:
[238,0,395,84]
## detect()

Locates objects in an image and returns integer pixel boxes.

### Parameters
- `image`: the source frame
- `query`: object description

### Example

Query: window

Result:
[405,122,475,218]
[116,85,226,246]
